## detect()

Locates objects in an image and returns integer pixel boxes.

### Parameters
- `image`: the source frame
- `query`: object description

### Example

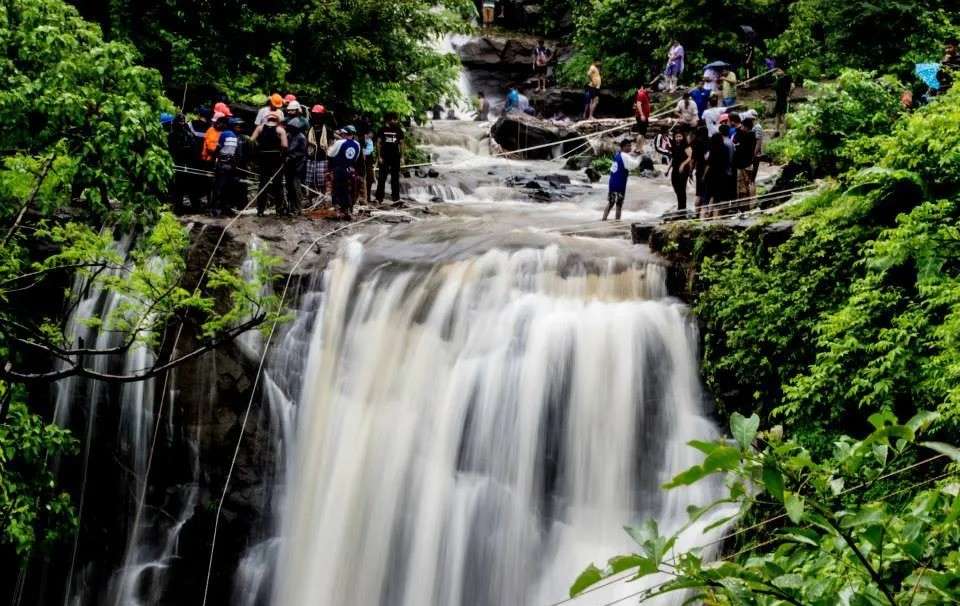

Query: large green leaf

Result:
[730,413,760,450]
[762,462,785,502]
[569,564,603,597]
[785,491,805,524]
[920,442,960,462]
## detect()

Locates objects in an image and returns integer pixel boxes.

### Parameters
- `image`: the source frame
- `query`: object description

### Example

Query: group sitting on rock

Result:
[165,93,405,221]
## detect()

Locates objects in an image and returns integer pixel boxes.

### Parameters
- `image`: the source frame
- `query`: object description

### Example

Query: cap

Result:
[743,109,758,119]
[344,125,357,134]
[311,104,326,114]
[719,113,730,122]
[283,94,297,103]
[287,100,301,112]
[214,102,232,117]
[265,111,282,123]
[160,112,174,125]
[270,93,283,108]
[228,117,244,127]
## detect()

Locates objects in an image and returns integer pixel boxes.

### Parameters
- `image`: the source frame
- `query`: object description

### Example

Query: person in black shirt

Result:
[668,129,693,211]
[773,68,793,136]
[375,112,405,204]
[733,120,757,200]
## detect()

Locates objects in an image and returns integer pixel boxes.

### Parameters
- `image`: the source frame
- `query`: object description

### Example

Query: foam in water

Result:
[263,235,725,605]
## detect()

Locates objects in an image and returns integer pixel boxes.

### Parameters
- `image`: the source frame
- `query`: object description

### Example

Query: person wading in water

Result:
[602,138,642,221]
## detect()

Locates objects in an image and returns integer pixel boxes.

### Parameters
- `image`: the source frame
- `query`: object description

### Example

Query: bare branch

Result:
[1,315,267,385]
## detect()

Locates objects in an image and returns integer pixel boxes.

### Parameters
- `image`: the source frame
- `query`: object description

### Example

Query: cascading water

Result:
[256,217,725,605]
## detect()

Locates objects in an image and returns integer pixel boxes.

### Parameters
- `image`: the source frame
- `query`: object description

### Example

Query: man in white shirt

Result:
[701,95,727,137]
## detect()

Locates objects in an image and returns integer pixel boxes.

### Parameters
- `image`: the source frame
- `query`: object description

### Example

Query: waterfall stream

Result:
[257,213,725,604]
[44,119,726,606]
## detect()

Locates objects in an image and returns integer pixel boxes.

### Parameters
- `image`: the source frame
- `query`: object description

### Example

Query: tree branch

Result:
[3,154,55,246]
[1,315,266,385]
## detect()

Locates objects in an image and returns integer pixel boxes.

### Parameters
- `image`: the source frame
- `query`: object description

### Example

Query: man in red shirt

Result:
[634,83,652,151]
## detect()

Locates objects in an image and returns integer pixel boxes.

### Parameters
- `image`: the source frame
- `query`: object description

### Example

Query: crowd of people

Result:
[166,94,405,220]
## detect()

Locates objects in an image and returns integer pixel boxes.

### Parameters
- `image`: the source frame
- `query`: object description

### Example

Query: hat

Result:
[311,104,326,114]
[743,109,758,120]
[270,93,283,108]
[228,117,244,128]
[265,111,282,123]
[213,102,232,117]
[719,113,730,123]
[160,112,174,125]
[287,100,301,112]
[283,94,297,103]
[344,125,357,134]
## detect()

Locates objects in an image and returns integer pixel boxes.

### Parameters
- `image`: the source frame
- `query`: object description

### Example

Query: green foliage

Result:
[0,0,287,563]
[694,90,960,434]
[0,386,79,560]
[74,0,473,121]
[0,0,173,223]
[590,156,613,173]
[571,413,960,605]
[770,0,959,82]
[565,0,791,88]
[767,70,904,175]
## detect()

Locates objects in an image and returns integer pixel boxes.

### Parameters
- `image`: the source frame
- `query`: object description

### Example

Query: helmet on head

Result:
[311,104,326,114]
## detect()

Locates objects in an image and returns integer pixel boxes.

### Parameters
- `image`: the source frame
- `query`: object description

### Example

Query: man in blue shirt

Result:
[602,138,642,221]
[327,125,362,220]
[689,81,711,118]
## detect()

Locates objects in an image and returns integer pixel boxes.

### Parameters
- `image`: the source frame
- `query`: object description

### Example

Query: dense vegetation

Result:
[0,0,279,561]
[573,72,960,602]
[69,0,473,118]
[572,412,960,604]
[562,0,958,87]
[697,76,960,442]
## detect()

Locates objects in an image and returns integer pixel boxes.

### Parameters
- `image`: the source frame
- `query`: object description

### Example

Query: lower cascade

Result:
[258,221,724,605]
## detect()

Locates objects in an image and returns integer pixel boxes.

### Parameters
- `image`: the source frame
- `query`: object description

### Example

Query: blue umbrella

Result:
[704,61,732,71]
[915,63,941,90]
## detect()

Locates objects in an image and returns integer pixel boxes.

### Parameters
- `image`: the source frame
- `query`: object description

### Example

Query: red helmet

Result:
[311,104,326,114]
[283,94,297,103]
[213,102,232,117]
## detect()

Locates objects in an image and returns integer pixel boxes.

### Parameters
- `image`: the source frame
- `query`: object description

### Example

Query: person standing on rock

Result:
[476,92,491,121]
[376,113,404,204]
[633,82,651,149]
[602,138,642,221]
[328,126,362,219]
[667,129,693,211]
[251,111,289,217]
[665,40,685,92]
[533,40,552,93]
[583,59,602,120]
[481,0,495,28]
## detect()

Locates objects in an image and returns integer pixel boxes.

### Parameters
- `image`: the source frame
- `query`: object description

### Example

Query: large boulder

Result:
[490,112,576,159]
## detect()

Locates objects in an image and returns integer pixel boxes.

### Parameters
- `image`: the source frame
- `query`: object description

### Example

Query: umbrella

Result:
[915,63,941,90]
[704,61,731,71]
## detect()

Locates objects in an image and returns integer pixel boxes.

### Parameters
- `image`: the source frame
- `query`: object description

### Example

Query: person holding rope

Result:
[251,110,288,217]
[602,138,642,221]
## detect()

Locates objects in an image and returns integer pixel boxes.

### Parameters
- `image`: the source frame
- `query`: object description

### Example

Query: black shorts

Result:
[585,86,599,101]
[634,118,649,136]
[535,64,548,76]
[608,191,625,207]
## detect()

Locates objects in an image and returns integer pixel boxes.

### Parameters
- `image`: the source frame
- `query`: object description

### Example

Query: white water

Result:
[258,206,725,605]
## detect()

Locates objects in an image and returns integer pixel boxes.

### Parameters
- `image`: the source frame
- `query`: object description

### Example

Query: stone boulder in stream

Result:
[490,112,575,159]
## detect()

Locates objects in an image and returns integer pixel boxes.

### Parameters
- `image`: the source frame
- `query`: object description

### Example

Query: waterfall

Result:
[264,228,725,605]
